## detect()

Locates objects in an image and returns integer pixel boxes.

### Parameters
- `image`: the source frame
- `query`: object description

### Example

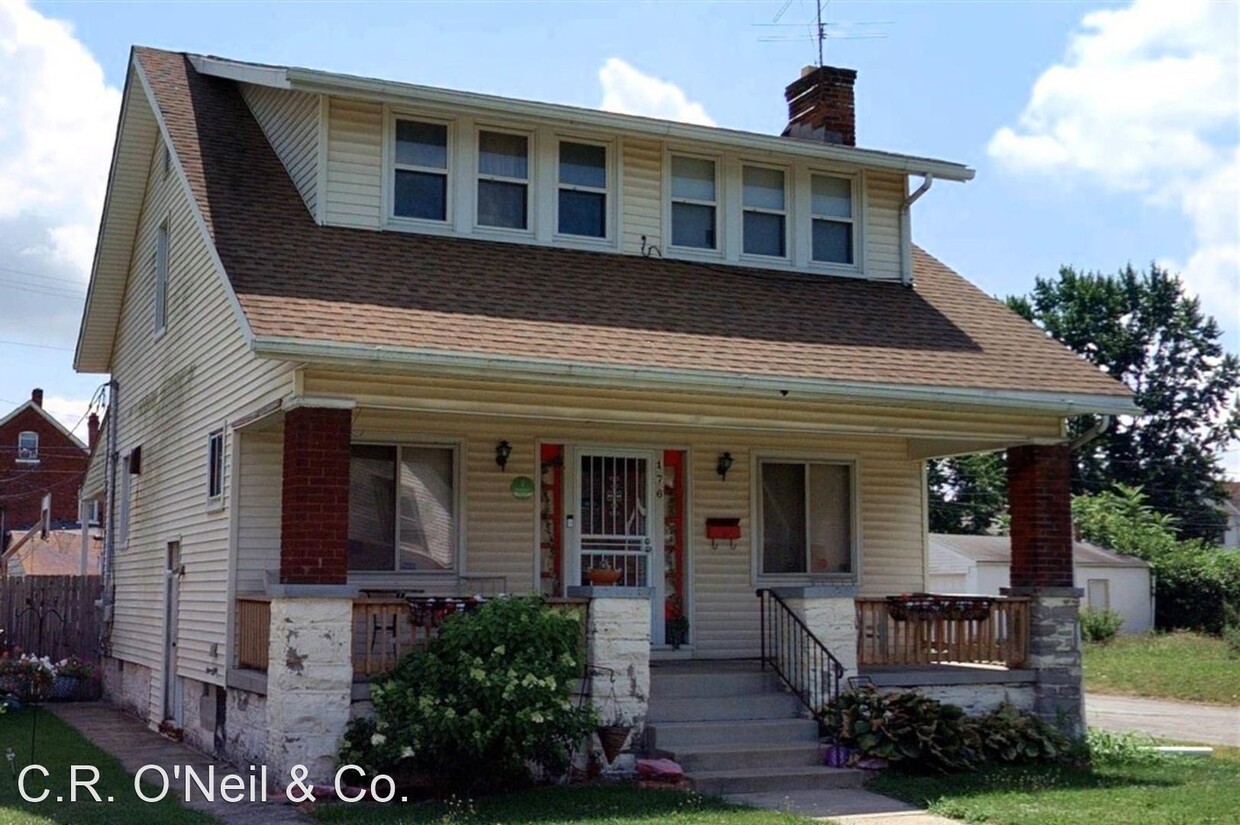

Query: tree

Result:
[1008,263,1239,541]
[928,452,1007,535]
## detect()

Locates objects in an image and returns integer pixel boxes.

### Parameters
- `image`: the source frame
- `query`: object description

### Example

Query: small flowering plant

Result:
[54,656,95,680]
[0,653,57,698]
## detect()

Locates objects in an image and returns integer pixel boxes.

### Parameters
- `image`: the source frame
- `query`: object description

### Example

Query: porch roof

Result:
[132,48,1133,413]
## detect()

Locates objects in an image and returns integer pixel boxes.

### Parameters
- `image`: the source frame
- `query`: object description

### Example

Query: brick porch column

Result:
[1005,444,1084,737]
[280,406,352,585]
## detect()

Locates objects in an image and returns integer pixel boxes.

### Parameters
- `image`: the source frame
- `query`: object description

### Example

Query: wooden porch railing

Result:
[856,595,1031,668]
[236,595,271,671]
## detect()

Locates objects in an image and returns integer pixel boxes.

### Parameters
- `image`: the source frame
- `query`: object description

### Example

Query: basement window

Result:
[348,444,458,573]
[758,460,856,577]
[16,431,38,462]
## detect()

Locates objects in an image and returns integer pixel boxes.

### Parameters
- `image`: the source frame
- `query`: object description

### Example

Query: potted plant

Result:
[0,654,55,703]
[585,562,622,587]
[596,712,632,764]
[52,657,95,701]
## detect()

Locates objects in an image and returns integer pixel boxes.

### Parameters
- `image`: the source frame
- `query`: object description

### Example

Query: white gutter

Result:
[188,55,973,182]
[900,174,934,286]
[251,336,1140,417]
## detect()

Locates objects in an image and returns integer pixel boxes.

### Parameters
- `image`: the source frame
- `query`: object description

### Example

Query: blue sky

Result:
[1,0,1236,469]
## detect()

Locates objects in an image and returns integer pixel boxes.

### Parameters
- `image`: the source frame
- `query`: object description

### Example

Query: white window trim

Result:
[751,452,861,586]
[206,428,225,510]
[347,438,465,584]
[474,124,535,237]
[663,148,724,259]
[805,168,863,275]
[16,431,39,463]
[739,161,792,263]
[118,451,133,549]
[153,218,169,339]
[553,136,615,245]
[385,110,455,231]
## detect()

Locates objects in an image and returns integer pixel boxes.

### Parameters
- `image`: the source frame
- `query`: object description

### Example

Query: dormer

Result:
[195,56,973,285]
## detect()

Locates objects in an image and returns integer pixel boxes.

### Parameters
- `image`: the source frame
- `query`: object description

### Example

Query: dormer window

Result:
[557,141,607,238]
[17,431,38,462]
[670,155,717,250]
[811,174,855,266]
[742,165,787,258]
[477,130,530,230]
[394,120,449,222]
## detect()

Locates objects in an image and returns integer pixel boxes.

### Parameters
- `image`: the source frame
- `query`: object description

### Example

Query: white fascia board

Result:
[200,60,974,182]
[251,336,1139,417]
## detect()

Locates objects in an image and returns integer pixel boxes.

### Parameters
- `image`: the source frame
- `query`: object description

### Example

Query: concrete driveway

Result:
[1086,693,1240,748]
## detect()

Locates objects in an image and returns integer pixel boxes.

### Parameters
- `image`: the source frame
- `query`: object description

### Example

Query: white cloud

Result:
[598,58,715,126]
[0,0,120,345]
[41,394,94,437]
[988,0,1238,323]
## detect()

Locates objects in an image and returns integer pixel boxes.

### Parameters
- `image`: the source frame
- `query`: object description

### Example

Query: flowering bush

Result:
[340,597,595,793]
[0,653,57,699]
[54,656,95,680]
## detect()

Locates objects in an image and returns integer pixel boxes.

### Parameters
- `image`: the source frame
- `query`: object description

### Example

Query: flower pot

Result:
[50,676,80,701]
[596,724,631,763]
[586,569,622,587]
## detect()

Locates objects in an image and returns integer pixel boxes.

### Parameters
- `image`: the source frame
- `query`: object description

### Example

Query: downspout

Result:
[101,380,119,654]
[900,173,934,286]
[1070,414,1112,451]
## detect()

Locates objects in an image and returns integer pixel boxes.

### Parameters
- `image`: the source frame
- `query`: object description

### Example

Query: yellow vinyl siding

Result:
[105,120,294,723]
[620,137,662,254]
[240,84,320,217]
[325,97,383,228]
[863,171,904,282]
[234,428,283,595]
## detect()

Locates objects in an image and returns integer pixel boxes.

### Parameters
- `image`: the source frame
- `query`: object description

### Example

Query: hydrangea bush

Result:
[341,597,595,792]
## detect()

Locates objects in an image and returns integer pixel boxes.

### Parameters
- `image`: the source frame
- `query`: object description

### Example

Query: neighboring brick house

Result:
[0,389,96,542]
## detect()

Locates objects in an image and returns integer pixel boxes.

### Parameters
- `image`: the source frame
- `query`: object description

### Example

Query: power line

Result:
[0,339,74,352]
[0,263,88,286]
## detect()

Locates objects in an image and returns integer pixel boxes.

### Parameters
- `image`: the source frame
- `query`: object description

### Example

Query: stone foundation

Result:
[223,687,269,767]
[577,589,651,776]
[869,670,1037,716]
[100,656,152,720]
[177,677,221,755]
[1023,589,1085,737]
[265,596,354,781]
[778,587,858,709]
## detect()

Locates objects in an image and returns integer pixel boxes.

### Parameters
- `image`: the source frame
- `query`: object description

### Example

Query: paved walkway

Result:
[49,703,308,825]
[1086,693,1240,748]
[727,788,961,824]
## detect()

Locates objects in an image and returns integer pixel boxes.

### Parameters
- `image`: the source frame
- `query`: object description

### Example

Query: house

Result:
[1223,482,1240,548]
[75,48,1137,785]
[0,389,95,542]
[928,533,1153,634]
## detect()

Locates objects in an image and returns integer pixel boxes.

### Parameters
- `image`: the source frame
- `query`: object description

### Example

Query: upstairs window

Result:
[811,174,855,265]
[16,431,38,462]
[557,141,607,238]
[154,221,169,335]
[477,130,529,230]
[393,120,449,221]
[670,155,717,250]
[742,165,787,257]
[759,460,855,577]
[348,444,458,573]
[207,429,225,504]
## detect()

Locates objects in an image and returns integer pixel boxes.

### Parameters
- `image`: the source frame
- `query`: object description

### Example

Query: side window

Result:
[207,429,225,504]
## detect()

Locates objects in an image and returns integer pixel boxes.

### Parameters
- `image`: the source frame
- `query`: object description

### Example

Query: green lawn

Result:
[315,784,804,825]
[1083,631,1240,705]
[869,747,1240,825]
[0,707,213,825]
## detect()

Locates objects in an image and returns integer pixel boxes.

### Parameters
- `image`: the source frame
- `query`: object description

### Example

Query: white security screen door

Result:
[572,450,664,640]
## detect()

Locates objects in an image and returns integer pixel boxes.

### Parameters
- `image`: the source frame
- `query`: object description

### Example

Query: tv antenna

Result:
[756,0,891,67]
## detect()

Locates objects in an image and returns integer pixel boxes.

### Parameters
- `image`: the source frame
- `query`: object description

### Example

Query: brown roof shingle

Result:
[135,48,1131,401]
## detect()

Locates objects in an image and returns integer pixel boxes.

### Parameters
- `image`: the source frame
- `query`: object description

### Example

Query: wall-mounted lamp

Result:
[716,451,734,481]
[495,440,513,470]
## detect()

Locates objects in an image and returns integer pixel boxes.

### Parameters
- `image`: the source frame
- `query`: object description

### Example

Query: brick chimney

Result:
[782,65,857,146]
[88,413,100,451]
[31,388,43,408]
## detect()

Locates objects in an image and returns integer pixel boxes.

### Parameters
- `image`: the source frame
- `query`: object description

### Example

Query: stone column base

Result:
[580,591,651,776]
[1006,586,1084,738]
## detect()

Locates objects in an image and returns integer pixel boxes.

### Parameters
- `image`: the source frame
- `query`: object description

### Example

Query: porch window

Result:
[758,460,854,577]
[810,174,855,265]
[557,141,607,238]
[393,119,449,222]
[348,444,457,573]
[742,165,787,257]
[477,130,529,230]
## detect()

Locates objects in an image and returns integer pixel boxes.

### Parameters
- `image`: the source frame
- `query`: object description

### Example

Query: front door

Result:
[571,449,664,643]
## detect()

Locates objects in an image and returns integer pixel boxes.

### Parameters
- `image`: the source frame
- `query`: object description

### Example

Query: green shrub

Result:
[1086,728,1168,766]
[970,703,1072,764]
[340,597,595,792]
[1080,607,1125,643]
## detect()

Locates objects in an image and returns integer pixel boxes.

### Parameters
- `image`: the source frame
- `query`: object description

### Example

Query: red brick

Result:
[280,406,351,584]
[1008,444,1073,589]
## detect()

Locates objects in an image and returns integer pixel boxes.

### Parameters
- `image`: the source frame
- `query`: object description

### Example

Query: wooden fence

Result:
[856,596,1031,668]
[1,576,102,663]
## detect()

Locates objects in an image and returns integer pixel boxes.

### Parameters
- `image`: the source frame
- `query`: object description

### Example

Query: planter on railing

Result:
[857,595,1031,668]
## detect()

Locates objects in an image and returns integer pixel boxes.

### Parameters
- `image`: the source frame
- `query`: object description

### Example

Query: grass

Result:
[1083,631,1240,705]
[314,784,806,825]
[0,707,213,825]
[869,746,1240,825]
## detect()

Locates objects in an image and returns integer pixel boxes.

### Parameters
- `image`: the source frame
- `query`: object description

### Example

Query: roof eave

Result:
[251,336,1138,417]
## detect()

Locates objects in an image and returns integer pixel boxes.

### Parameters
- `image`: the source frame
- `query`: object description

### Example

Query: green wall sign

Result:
[510,476,535,500]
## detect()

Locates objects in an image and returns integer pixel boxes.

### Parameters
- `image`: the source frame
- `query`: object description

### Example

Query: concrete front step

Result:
[649,668,776,699]
[647,691,803,723]
[673,742,825,773]
[652,717,820,750]
[691,765,866,795]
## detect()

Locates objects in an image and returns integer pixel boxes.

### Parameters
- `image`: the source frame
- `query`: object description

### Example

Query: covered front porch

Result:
[224,371,1086,775]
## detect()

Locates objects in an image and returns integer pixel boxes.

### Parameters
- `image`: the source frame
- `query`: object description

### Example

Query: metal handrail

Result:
[756,588,846,722]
